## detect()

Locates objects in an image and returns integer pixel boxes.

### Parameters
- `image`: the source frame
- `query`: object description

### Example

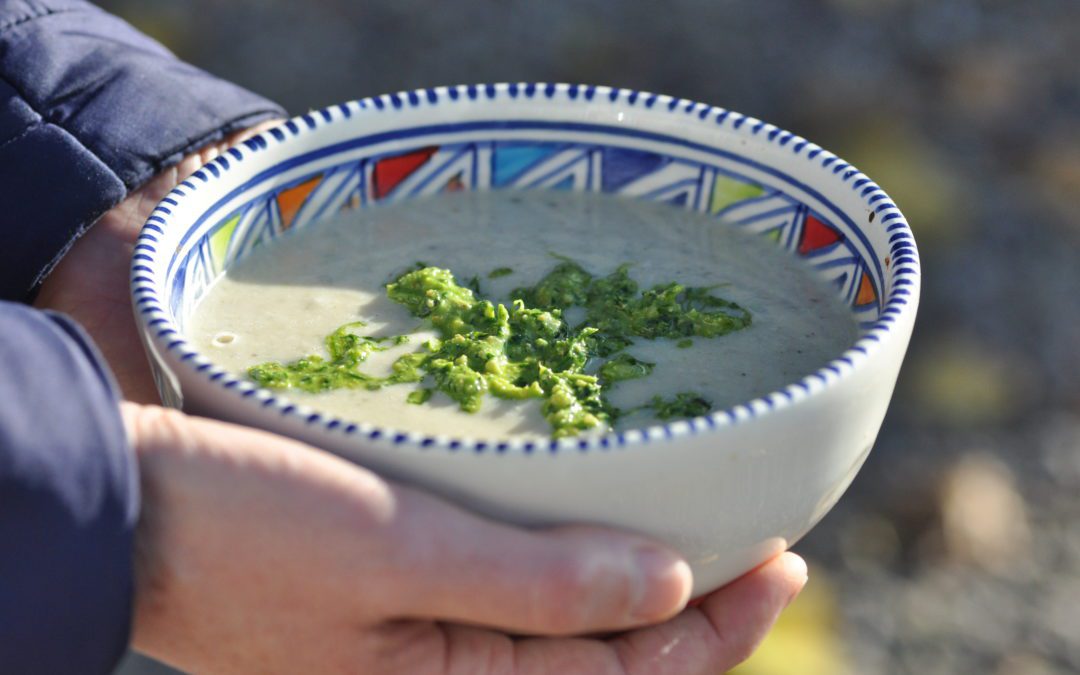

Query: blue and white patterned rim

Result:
[132,83,920,455]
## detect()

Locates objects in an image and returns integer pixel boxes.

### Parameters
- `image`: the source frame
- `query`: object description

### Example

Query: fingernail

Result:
[783,554,809,608]
[631,547,693,621]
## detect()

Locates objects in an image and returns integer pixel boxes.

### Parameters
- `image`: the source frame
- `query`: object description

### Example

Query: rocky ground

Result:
[100,1,1080,672]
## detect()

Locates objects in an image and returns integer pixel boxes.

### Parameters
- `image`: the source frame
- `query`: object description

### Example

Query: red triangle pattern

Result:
[798,214,843,255]
[373,147,438,199]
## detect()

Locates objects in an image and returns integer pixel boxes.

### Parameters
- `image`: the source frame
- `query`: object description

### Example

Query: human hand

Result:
[123,402,807,674]
[34,125,279,403]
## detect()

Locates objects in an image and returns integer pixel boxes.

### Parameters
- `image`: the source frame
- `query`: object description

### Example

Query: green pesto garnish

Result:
[248,257,750,437]
[599,353,655,382]
[488,267,514,279]
[248,322,392,392]
[406,388,433,405]
[513,259,752,355]
[648,392,715,420]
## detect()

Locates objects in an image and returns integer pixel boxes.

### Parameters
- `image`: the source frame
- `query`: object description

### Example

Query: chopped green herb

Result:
[250,257,749,437]
[248,322,397,393]
[649,392,714,420]
[511,258,592,310]
[676,338,693,349]
[386,351,427,384]
[599,353,655,382]
[514,260,751,352]
[488,267,514,279]
[407,388,433,405]
[539,366,609,436]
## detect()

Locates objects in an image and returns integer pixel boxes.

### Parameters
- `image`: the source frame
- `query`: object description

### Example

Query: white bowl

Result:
[132,84,920,596]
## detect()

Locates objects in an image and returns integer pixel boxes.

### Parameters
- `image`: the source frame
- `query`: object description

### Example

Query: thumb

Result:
[383,486,693,635]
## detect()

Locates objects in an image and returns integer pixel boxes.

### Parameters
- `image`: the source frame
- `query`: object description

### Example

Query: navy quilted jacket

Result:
[0,1,284,671]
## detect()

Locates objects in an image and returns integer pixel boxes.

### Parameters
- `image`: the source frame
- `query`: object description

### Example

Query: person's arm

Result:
[0,302,136,672]
[0,2,279,670]
[0,0,285,300]
[0,290,804,675]
[0,300,808,675]
[0,4,806,672]
[122,400,807,675]
[28,155,805,674]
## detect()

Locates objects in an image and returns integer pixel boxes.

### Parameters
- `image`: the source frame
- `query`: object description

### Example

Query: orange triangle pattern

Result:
[443,171,466,192]
[277,175,322,230]
[855,271,877,306]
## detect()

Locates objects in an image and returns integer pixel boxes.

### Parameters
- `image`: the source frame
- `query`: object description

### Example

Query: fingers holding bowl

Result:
[380,485,693,635]
[606,552,807,675]
[376,552,806,675]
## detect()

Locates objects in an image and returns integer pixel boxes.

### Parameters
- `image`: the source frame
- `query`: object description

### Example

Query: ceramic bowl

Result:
[131,83,919,596]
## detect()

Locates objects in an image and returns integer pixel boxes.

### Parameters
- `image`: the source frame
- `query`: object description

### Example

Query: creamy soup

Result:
[191,191,857,439]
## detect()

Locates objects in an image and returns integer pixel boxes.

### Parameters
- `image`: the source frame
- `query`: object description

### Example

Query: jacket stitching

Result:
[0,5,83,35]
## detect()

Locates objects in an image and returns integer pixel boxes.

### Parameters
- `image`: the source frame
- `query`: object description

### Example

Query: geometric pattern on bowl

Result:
[170,136,882,337]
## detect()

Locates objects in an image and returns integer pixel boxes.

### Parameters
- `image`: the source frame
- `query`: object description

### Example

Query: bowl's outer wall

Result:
[139,87,919,595]
[182,321,910,595]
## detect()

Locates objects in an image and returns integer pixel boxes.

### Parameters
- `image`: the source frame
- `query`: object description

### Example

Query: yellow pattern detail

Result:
[710,174,765,214]
[209,213,241,271]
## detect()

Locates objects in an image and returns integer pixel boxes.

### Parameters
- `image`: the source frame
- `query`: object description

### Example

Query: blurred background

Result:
[101,0,1079,673]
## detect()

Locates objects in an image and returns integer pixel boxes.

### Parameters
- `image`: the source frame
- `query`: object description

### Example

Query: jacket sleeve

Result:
[0,2,287,671]
[0,0,286,300]
[0,302,137,673]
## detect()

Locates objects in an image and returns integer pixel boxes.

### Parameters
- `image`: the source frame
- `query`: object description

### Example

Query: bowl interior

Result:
[135,84,917,437]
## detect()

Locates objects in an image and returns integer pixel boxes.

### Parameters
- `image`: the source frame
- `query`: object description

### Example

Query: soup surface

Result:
[191,190,858,439]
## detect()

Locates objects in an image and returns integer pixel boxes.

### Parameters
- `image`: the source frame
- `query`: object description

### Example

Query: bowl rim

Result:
[131,82,921,454]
